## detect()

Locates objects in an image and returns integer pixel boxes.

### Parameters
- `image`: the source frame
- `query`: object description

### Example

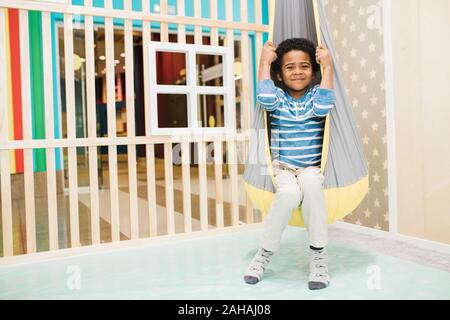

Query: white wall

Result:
[390,0,450,244]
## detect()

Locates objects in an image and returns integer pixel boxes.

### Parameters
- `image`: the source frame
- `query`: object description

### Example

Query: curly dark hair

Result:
[270,38,320,91]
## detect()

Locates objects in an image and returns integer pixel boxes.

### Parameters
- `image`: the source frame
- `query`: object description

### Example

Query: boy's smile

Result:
[277,50,314,100]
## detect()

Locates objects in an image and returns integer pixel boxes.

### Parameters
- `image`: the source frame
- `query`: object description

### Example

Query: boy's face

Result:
[277,50,314,93]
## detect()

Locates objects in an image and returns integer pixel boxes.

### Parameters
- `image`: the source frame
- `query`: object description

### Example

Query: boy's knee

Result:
[276,188,301,207]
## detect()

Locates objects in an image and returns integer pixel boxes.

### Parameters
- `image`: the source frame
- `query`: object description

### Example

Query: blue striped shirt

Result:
[256,79,335,169]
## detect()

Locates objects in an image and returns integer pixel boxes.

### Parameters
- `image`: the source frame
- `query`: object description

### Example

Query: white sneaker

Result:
[243,248,273,284]
[308,248,330,290]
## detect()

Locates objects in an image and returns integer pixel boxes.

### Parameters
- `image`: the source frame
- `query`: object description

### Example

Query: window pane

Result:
[157,94,188,128]
[197,94,225,128]
[197,54,223,86]
[155,51,186,85]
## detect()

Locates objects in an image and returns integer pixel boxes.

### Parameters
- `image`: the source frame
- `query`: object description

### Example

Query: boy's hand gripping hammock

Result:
[244,0,369,227]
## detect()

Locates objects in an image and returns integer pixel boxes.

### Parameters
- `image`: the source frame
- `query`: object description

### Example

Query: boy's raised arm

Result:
[316,44,334,90]
[256,41,283,112]
[313,45,335,117]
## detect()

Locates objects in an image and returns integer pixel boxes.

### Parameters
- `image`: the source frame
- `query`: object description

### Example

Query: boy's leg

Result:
[297,167,330,290]
[260,169,302,252]
[297,167,328,248]
[244,169,301,284]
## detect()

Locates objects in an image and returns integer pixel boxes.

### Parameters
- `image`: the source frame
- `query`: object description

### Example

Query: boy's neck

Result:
[287,88,308,100]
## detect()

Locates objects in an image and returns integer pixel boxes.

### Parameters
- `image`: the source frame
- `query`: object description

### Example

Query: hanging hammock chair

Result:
[244,0,369,227]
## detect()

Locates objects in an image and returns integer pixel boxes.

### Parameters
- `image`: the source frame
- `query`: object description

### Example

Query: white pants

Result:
[261,161,328,252]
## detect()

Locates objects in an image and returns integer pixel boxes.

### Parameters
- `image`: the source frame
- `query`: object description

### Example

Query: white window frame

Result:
[148,41,236,136]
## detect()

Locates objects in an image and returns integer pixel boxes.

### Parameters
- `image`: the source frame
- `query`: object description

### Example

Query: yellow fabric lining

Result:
[244,176,369,227]
[320,115,330,173]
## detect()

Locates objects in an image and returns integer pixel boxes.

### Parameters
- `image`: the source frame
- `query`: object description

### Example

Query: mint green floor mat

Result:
[1,227,449,299]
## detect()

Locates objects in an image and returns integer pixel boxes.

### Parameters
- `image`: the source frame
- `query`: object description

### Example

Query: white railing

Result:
[0,0,269,258]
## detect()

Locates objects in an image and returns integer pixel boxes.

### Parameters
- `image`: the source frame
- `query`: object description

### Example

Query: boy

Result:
[244,38,335,290]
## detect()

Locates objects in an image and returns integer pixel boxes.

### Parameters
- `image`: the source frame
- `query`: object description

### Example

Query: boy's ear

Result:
[276,73,282,82]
